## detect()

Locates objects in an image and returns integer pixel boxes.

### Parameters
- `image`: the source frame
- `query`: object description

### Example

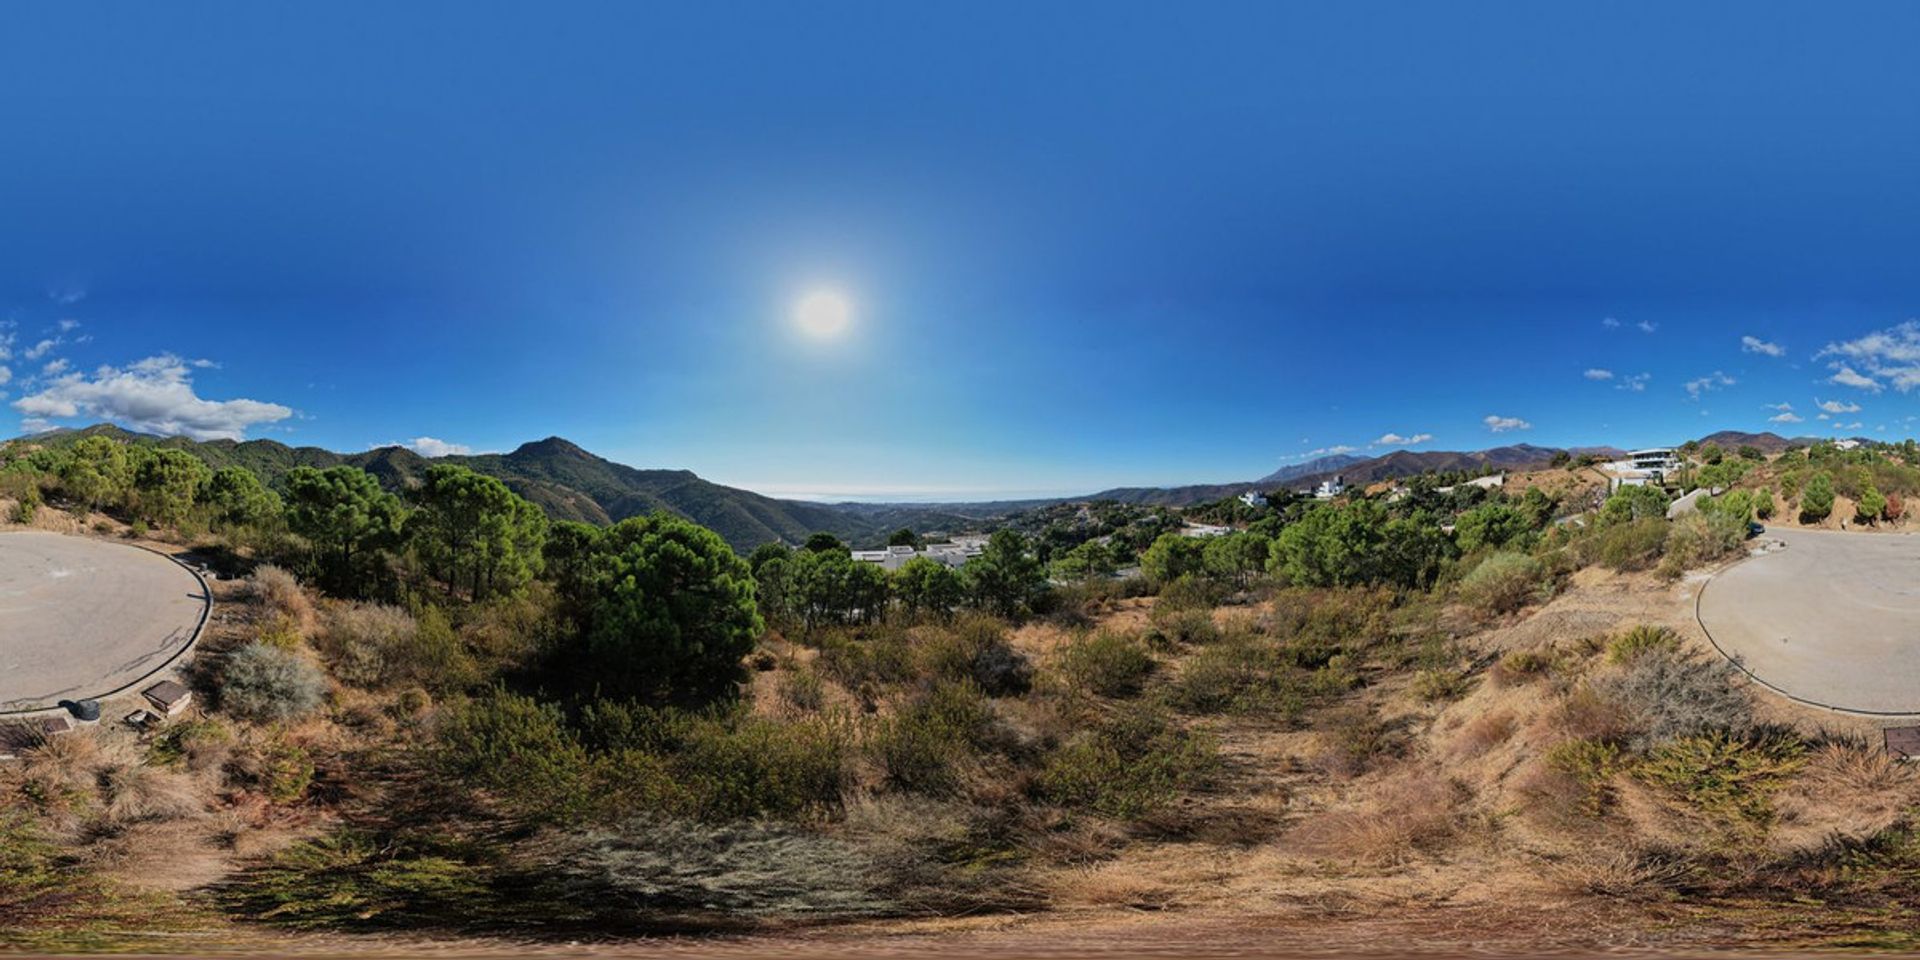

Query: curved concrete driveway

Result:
[1698,526,1920,714]
[0,531,209,713]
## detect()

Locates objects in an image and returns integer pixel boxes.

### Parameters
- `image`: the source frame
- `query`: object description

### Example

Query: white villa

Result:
[1181,523,1232,538]
[852,535,990,571]
[1239,490,1268,508]
[1310,475,1347,499]
[1603,447,1682,490]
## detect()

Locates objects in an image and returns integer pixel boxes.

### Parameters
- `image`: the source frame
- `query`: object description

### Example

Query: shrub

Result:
[1037,709,1217,819]
[1635,730,1807,829]
[1317,706,1404,777]
[1491,649,1552,685]
[221,642,329,723]
[813,629,916,691]
[1166,637,1312,718]
[575,701,850,822]
[873,682,997,796]
[1546,738,1627,816]
[248,565,313,627]
[1659,511,1747,575]
[1458,551,1544,616]
[1058,630,1155,698]
[915,617,1034,697]
[146,717,235,772]
[1606,624,1679,664]
[1595,649,1753,750]
[1156,574,1225,611]
[1593,517,1669,571]
[1410,666,1474,702]
[437,689,594,822]
[665,712,850,820]
[779,667,825,712]
[318,602,418,688]
[1147,607,1220,647]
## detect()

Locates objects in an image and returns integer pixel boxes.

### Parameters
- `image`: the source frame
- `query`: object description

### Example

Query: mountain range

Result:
[12,425,1835,549]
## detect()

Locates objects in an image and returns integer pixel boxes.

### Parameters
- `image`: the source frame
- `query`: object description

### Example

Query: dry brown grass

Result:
[1450,710,1517,757]
[1771,738,1920,854]
[1547,685,1637,742]
[1543,845,1693,899]
[1294,768,1469,866]
[248,564,316,634]
[101,762,204,823]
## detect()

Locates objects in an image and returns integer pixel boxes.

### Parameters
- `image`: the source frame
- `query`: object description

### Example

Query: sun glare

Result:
[793,288,853,339]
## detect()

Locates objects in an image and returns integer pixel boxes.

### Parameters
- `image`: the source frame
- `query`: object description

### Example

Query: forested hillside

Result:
[18,426,1003,550]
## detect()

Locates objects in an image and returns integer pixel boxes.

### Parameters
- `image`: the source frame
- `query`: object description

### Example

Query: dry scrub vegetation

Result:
[8,435,1920,952]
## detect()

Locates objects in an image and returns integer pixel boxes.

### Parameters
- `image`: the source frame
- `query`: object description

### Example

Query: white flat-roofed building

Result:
[853,537,988,571]
[1181,523,1231,538]
[1239,491,1268,508]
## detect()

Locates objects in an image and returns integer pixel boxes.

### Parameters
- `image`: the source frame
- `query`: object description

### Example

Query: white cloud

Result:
[1617,373,1651,392]
[393,437,474,458]
[56,318,81,333]
[1373,432,1433,446]
[1816,398,1862,414]
[1769,412,1804,424]
[1828,364,1883,392]
[1741,335,1785,357]
[40,358,68,376]
[11,353,293,441]
[1818,322,1920,391]
[1684,371,1736,398]
[1637,320,1658,333]
[1583,368,1614,381]
[1765,402,1794,412]
[22,338,57,361]
[1484,415,1531,433]
[1601,317,1621,328]
[0,366,10,387]
[1838,421,1864,430]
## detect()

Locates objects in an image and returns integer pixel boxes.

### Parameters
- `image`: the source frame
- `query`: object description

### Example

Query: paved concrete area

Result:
[0,531,208,713]
[1698,526,1920,713]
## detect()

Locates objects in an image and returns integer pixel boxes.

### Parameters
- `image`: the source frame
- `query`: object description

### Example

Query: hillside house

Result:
[1603,447,1682,491]
[852,536,988,571]
[1181,523,1231,538]
[1239,490,1268,508]
[1309,475,1346,499]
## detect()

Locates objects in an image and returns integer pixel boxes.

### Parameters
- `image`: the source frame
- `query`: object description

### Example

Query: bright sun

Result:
[793,289,853,338]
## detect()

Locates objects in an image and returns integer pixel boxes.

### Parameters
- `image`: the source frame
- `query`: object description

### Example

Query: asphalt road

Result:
[0,531,208,712]
[1698,526,1920,714]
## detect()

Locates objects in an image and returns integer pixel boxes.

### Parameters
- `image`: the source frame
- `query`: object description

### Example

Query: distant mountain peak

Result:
[510,436,591,459]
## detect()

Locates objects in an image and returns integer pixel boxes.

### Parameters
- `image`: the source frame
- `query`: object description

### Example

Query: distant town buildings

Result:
[851,535,990,571]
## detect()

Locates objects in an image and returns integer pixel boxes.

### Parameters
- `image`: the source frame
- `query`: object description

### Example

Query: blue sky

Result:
[3,3,1920,500]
